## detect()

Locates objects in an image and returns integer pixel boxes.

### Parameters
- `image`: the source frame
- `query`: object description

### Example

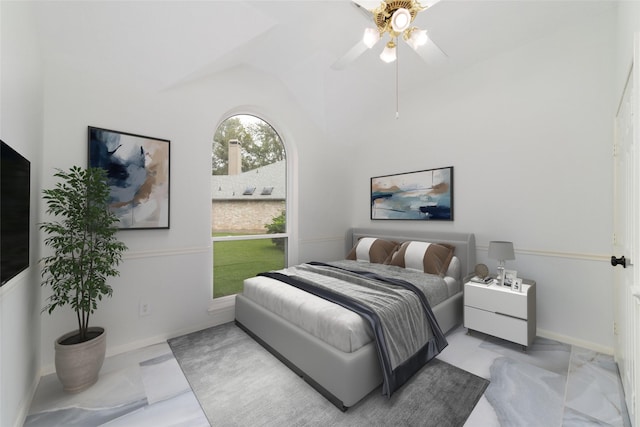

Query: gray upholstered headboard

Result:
[346,228,477,277]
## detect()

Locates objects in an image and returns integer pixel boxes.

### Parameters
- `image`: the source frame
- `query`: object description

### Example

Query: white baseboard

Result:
[40,305,235,376]
[537,328,613,355]
[13,372,40,427]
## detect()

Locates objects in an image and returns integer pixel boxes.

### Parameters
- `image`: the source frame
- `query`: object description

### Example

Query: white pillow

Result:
[346,237,398,264]
[388,240,455,276]
[446,256,460,280]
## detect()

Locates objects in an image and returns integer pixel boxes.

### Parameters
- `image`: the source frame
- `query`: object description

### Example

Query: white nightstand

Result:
[464,279,536,349]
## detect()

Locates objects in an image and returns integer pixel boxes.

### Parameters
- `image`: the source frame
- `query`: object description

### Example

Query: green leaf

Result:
[39,166,128,341]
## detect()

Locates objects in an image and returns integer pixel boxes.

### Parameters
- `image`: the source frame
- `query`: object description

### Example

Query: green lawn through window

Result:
[213,237,285,298]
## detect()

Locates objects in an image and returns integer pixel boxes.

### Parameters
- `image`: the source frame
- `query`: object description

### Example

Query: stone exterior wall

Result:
[212,200,285,233]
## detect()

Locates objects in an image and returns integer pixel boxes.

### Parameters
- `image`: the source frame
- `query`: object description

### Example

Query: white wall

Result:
[38,56,352,370]
[347,7,618,352]
[2,2,634,425]
[616,2,640,93]
[0,2,44,426]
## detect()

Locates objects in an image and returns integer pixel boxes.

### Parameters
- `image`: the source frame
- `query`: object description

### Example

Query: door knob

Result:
[611,255,627,268]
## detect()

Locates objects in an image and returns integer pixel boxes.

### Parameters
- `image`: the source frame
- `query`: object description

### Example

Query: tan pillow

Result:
[388,241,455,276]
[346,237,399,264]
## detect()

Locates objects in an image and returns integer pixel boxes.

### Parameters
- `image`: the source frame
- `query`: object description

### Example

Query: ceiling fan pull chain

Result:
[396,44,400,119]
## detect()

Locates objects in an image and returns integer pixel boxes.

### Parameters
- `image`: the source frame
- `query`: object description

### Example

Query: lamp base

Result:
[496,262,506,286]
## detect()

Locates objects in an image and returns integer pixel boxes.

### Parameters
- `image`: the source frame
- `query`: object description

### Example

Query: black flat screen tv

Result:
[1,140,31,286]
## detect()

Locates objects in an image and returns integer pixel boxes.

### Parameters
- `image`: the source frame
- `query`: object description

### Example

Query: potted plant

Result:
[40,166,127,392]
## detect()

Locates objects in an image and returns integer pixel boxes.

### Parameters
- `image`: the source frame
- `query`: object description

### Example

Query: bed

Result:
[235,228,476,410]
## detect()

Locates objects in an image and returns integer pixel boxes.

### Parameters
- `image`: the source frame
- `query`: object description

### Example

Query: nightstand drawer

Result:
[464,306,529,346]
[464,283,529,319]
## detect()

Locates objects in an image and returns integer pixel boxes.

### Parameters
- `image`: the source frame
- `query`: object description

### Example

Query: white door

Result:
[613,34,640,427]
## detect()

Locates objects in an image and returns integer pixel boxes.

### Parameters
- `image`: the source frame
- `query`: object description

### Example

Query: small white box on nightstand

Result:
[463,279,536,348]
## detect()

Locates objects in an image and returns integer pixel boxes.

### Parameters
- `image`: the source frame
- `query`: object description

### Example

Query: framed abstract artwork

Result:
[371,166,453,221]
[88,126,170,229]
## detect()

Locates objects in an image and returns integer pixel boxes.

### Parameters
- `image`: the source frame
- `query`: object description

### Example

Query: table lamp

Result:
[488,241,515,286]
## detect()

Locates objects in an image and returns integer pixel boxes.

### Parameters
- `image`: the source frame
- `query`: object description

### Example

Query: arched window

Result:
[211,114,287,299]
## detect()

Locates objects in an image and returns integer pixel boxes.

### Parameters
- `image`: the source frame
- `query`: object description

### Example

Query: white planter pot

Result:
[54,327,106,393]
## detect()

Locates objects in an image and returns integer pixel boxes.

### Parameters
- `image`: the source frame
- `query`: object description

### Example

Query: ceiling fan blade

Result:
[417,0,442,8]
[352,0,383,12]
[332,40,369,70]
[351,1,375,22]
[413,35,448,66]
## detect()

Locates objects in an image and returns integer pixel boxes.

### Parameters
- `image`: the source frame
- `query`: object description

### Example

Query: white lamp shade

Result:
[363,27,380,48]
[488,241,515,261]
[379,43,397,63]
[407,29,428,50]
[391,8,411,32]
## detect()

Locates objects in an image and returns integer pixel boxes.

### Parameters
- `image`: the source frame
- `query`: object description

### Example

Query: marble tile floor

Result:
[25,325,631,427]
[440,326,632,427]
[24,342,210,427]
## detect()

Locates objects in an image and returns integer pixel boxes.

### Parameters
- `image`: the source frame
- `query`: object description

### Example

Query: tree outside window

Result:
[211,115,287,298]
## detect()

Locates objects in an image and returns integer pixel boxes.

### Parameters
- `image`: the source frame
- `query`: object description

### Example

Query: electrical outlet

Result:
[139,301,152,317]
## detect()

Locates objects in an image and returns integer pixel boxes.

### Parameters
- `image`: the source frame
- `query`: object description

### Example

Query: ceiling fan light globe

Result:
[407,29,428,50]
[391,8,412,32]
[380,43,397,63]
[363,27,380,49]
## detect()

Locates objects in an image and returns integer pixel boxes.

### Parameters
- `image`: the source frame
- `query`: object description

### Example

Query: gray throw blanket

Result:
[328,260,450,308]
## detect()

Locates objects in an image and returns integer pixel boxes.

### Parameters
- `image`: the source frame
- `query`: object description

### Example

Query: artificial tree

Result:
[40,166,127,343]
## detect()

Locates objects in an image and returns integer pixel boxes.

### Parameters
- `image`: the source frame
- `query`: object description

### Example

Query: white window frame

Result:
[208,109,297,312]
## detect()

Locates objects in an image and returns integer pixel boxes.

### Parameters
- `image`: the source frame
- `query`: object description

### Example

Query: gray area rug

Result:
[168,322,488,427]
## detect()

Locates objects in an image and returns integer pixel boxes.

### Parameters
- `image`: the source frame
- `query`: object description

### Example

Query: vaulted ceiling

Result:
[35,1,616,135]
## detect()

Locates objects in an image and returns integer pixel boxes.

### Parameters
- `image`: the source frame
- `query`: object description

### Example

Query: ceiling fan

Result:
[332,0,446,70]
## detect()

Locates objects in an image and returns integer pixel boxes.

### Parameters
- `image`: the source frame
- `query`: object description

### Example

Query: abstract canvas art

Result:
[88,127,170,229]
[371,166,453,220]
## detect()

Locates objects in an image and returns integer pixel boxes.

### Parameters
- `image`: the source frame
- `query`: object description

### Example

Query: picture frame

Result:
[504,270,518,287]
[512,278,523,292]
[371,166,453,220]
[88,126,170,229]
